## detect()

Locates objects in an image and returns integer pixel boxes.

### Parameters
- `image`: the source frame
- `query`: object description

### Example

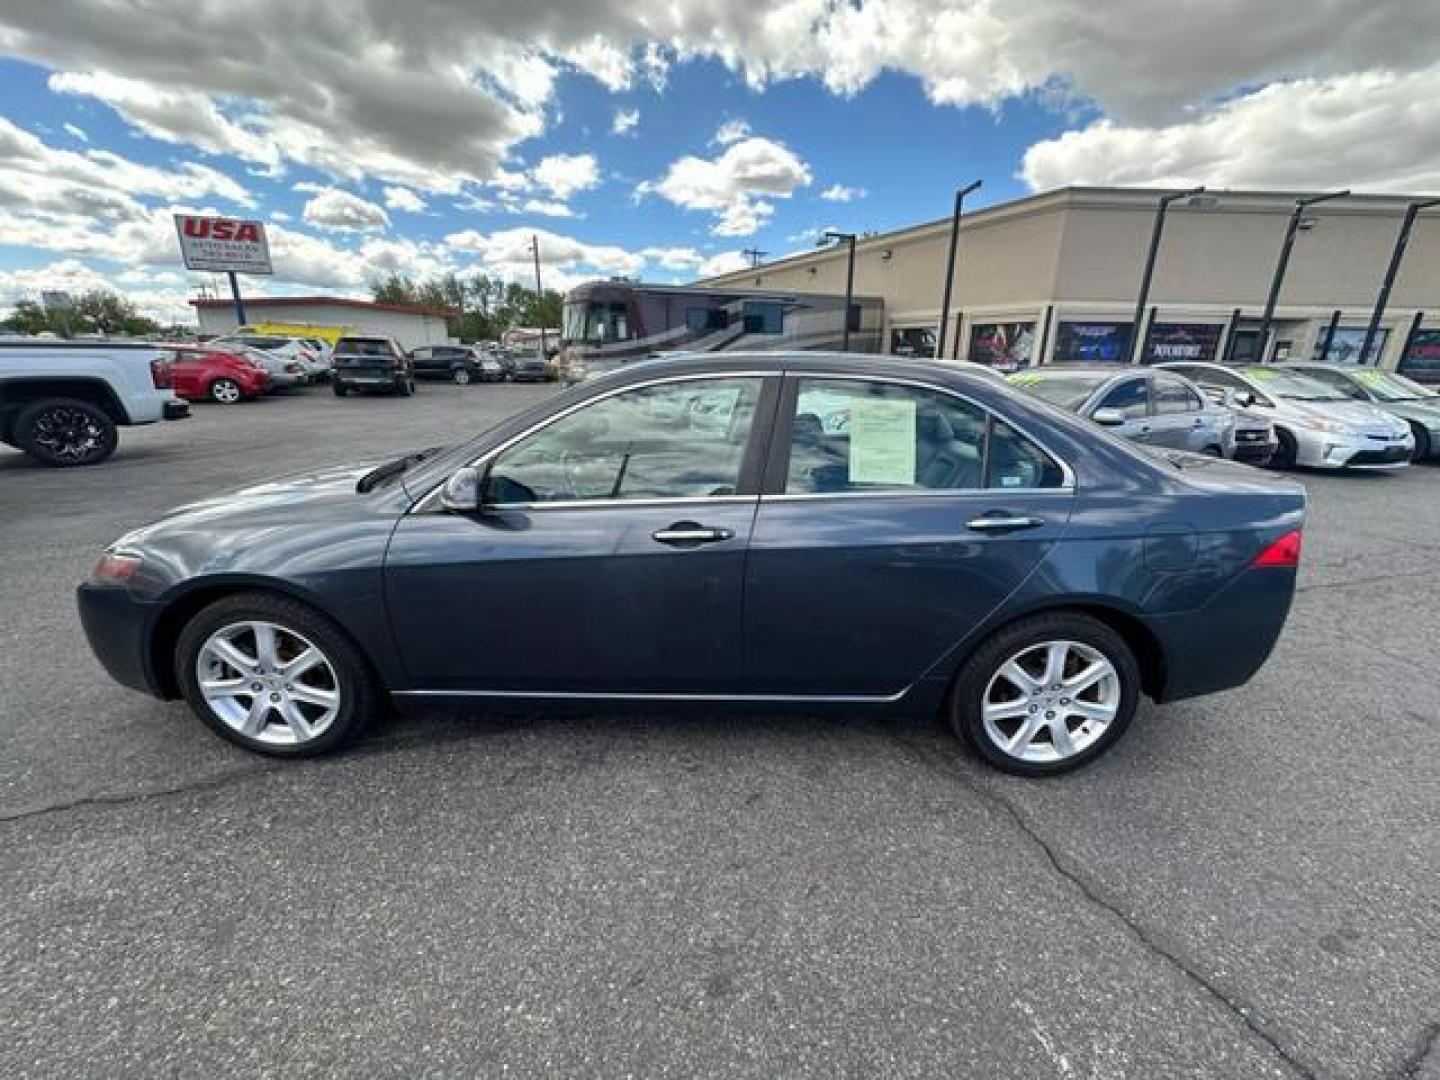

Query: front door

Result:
[1149,371,1223,451]
[384,375,775,693]
[1093,375,1156,444]
[744,376,1074,697]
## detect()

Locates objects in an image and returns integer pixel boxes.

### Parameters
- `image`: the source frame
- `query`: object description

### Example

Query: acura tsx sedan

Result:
[78,354,1306,776]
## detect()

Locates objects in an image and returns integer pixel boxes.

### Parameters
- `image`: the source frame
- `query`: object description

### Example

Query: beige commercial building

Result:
[701,187,1440,379]
[192,295,455,350]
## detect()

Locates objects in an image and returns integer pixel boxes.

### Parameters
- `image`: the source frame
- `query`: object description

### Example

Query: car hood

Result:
[1277,397,1407,434]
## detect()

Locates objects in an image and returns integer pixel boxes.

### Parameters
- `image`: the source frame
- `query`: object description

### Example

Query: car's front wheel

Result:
[950,611,1140,776]
[1410,423,1431,462]
[332,382,348,397]
[175,592,380,756]
[452,367,473,385]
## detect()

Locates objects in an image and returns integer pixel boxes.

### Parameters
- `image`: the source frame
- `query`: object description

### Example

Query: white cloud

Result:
[0,258,197,323]
[820,183,865,202]
[713,118,750,145]
[641,135,811,236]
[383,185,427,213]
[519,199,575,218]
[1021,66,1440,193]
[61,121,88,142]
[612,108,640,136]
[531,153,600,199]
[697,250,750,277]
[640,246,703,271]
[297,184,392,233]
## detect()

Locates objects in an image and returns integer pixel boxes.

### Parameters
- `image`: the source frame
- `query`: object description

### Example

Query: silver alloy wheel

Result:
[211,379,242,403]
[453,367,473,385]
[981,639,1120,764]
[195,620,341,746]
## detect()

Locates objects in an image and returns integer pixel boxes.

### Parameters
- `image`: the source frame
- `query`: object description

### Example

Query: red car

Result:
[165,346,270,404]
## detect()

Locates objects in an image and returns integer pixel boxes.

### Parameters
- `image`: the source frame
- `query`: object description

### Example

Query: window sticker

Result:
[848,397,917,484]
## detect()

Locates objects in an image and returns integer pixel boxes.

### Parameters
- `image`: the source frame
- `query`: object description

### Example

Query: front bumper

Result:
[163,399,190,420]
[76,582,166,697]
[1294,429,1413,469]
[1231,435,1277,464]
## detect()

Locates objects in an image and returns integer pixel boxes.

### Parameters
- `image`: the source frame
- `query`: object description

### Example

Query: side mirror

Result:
[1233,390,1256,408]
[439,466,482,512]
[1091,408,1126,427]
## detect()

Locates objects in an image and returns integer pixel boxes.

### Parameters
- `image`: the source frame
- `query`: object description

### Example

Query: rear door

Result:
[744,374,1074,697]
[1150,372,1224,451]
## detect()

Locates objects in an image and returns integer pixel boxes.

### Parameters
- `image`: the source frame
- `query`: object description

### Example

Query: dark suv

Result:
[409,345,504,385]
[331,336,415,397]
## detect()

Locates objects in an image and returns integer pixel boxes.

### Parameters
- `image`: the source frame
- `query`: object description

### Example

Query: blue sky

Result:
[0,0,1434,322]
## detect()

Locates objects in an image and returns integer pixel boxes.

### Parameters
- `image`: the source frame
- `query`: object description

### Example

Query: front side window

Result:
[743,301,784,334]
[783,378,1063,494]
[1152,374,1203,414]
[1097,378,1150,419]
[485,377,763,504]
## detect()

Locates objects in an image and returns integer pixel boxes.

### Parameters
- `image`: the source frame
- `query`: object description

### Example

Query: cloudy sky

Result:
[1,0,1437,323]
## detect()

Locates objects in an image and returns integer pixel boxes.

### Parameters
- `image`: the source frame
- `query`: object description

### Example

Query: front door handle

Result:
[652,522,735,546]
[967,514,1045,533]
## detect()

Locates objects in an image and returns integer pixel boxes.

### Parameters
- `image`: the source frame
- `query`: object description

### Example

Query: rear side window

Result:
[782,378,1064,494]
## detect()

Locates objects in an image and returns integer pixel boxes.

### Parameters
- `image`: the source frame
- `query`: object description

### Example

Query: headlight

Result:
[1298,417,1353,436]
[92,548,142,583]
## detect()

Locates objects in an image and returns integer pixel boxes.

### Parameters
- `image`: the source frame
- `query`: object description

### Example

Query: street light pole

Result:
[936,180,982,361]
[1256,190,1349,362]
[531,234,547,360]
[1360,198,1440,366]
[1129,186,1204,363]
[823,230,858,352]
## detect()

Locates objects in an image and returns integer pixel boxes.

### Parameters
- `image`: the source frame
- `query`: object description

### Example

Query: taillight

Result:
[1253,529,1302,568]
[150,358,173,389]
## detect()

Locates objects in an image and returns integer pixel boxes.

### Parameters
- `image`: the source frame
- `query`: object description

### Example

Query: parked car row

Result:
[1004,361,1439,469]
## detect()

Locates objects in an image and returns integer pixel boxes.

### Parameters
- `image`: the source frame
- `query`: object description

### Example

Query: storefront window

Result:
[1399,329,1440,386]
[1141,323,1222,365]
[890,327,936,358]
[1053,321,1133,363]
[967,322,1035,370]
[1314,327,1387,365]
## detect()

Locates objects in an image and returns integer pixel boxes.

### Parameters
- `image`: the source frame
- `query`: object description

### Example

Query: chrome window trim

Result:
[394,687,908,704]
[761,487,1074,504]
[412,369,774,513]
[486,495,757,513]
[412,365,1076,513]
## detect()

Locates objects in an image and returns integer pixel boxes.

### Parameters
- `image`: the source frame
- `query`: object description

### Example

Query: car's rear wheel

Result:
[14,397,118,467]
[950,612,1140,776]
[332,382,348,397]
[1410,423,1431,462]
[452,367,473,385]
[395,376,414,397]
[176,593,380,756]
[209,378,242,404]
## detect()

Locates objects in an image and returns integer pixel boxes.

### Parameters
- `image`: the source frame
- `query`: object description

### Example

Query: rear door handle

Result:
[652,522,735,546]
[967,515,1045,533]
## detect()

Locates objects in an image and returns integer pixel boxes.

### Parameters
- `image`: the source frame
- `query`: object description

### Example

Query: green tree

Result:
[0,299,52,335]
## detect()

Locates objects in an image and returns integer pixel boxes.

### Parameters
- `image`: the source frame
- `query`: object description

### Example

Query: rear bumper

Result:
[76,582,166,697]
[163,399,190,421]
[1147,565,1298,702]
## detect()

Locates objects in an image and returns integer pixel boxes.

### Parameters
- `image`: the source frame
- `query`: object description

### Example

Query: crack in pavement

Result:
[892,733,1318,1080]
[1396,1021,1440,1080]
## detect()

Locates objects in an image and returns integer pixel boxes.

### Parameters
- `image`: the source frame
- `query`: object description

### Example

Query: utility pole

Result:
[1360,198,1440,367]
[936,180,981,361]
[1256,190,1349,362]
[742,248,768,269]
[531,234,547,360]
[227,271,247,328]
[1130,186,1205,363]
[823,231,858,351]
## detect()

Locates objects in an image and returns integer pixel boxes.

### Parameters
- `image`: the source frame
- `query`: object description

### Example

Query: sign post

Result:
[173,215,273,330]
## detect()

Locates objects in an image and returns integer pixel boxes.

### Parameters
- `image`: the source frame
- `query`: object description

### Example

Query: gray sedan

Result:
[1281,363,1440,461]
[1007,365,1234,456]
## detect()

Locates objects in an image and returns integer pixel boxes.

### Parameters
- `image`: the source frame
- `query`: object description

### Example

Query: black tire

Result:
[949,611,1141,777]
[209,377,243,404]
[395,376,414,397]
[1270,428,1298,469]
[332,382,348,397]
[175,592,381,757]
[452,367,474,386]
[1410,423,1431,462]
[14,397,118,467]
[1202,444,1223,457]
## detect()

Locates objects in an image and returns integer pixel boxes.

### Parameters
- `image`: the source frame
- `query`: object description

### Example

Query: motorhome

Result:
[558,281,883,382]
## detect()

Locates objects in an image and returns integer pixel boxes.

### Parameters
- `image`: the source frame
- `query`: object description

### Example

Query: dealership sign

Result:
[173,215,273,275]
[1143,323,1223,364]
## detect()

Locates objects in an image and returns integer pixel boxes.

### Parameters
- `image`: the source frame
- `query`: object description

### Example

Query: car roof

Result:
[1014,364,1142,377]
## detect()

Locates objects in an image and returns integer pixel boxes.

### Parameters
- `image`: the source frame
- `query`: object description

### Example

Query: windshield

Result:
[562,300,632,344]
[1348,368,1438,402]
[1007,371,1110,411]
[1239,366,1348,401]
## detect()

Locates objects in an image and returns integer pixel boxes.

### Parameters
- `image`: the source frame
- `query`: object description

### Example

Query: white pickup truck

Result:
[0,340,190,466]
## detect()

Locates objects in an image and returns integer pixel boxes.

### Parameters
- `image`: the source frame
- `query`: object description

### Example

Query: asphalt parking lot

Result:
[3,383,1438,1079]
